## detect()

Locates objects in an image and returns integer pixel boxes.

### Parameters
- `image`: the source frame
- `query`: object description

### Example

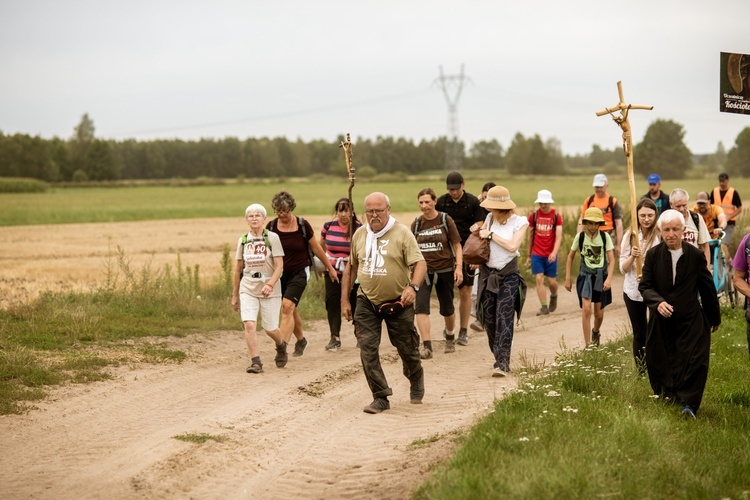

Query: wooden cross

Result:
[596,81,653,275]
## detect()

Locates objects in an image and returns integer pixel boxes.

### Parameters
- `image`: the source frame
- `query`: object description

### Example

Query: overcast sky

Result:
[1,0,749,156]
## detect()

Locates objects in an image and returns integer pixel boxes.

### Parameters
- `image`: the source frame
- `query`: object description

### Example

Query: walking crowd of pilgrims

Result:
[232,171,748,419]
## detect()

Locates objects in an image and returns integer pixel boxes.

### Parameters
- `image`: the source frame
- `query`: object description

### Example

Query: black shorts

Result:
[458,261,476,289]
[280,268,308,305]
[414,270,455,316]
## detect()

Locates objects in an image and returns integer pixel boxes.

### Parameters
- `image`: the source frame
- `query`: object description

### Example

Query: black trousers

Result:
[325,273,358,337]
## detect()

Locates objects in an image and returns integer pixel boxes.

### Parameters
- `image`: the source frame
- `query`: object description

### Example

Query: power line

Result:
[105,88,431,139]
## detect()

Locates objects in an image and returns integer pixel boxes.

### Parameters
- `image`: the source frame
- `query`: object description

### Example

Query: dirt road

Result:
[0,217,630,498]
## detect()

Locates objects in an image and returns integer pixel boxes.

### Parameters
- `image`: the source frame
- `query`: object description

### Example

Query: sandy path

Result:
[0,216,630,499]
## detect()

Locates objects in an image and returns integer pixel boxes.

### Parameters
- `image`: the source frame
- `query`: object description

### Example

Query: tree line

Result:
[1,113,748,182]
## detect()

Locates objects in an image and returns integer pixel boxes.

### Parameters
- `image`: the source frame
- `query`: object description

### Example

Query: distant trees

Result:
[505,133,563,175]
[726,127,750,177]
[3,113,734,183]
[633,119,692,179]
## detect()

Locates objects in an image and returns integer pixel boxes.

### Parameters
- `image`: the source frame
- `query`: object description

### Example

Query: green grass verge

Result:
[0,245,329,415]
[3,175,747,227]
[414,307,750,499]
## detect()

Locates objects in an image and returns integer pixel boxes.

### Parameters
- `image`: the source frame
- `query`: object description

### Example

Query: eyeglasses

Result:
[274,209,290,215]
[365,208,387,216]
[247,214,264,219]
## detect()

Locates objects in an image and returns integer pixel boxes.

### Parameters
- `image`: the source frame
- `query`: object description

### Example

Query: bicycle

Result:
[708,230,739,307]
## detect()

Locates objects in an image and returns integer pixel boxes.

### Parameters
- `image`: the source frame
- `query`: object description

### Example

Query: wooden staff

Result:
[339,133,356,240]
[596,82,653,275]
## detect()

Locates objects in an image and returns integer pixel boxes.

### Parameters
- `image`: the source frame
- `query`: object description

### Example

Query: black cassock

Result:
[638,242,721,412]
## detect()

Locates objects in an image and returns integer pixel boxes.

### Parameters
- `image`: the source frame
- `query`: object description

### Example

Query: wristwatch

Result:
[486,232,493,241]
[408,283,420,293]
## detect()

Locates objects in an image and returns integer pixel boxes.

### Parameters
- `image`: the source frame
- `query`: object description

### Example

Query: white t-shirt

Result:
[486,213,529,270]
[683,213,710,248]
[234,230,284,297]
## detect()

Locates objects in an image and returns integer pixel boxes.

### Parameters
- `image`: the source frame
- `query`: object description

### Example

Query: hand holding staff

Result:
[596,82,653,275]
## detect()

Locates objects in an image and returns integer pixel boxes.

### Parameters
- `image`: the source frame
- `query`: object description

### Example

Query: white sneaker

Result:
[492,367,506,378]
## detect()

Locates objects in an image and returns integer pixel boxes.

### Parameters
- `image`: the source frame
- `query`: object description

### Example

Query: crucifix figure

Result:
[596,81,653,275]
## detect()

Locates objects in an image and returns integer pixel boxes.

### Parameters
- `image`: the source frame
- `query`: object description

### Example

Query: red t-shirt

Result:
[528,209,562,257]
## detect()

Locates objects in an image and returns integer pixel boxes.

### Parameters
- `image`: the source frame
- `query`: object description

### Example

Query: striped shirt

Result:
[321,219,362,271]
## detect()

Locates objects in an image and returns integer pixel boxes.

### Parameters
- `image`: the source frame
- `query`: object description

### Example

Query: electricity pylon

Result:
[434,65,472,170]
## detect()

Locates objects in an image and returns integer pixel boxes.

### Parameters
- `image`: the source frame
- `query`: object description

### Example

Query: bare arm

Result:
[564,249,576,291]
[309,235,338,282]
[733,269,750,299]
[550,224,563,263]
[401,260,427,306]
[479,225,527,253]
[231,260,243,311]
[604,249,615,289]
[341,257,359,321]
[261,256,283,297]
[525,224,533,264]
[614,219,623,256]
[452,241,463,285]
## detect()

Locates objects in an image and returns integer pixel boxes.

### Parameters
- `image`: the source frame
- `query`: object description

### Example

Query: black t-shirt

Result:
[267,217,314,273]
[435,191,484,245]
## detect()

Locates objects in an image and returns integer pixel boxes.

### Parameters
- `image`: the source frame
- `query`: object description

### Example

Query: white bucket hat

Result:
[535,189,554,204]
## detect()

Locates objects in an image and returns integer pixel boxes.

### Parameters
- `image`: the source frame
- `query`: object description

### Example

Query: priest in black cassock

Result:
[638,209,721,419]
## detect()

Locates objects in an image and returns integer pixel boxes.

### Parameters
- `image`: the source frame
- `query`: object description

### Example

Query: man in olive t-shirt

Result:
[342,192,426,415]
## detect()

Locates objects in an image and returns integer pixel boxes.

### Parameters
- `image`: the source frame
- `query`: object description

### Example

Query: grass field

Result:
[2,174,747,226]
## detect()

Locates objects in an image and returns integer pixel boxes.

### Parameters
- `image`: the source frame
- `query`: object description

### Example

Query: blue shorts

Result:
[531,254,558,278]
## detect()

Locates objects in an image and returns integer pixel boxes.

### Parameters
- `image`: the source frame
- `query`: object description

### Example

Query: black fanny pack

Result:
[377,298,405,319]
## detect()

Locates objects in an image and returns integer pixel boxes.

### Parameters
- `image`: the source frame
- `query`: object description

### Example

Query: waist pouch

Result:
[377,298,405,319]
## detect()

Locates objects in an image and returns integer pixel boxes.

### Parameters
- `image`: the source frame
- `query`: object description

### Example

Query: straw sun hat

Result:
[479,185,516,210]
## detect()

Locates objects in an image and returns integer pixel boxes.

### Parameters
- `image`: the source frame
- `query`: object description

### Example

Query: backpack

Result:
[688,211,701,233]
[530,210,561,251]
[587,194,615,216]
[413,212,456,258]
[268,216,316,272]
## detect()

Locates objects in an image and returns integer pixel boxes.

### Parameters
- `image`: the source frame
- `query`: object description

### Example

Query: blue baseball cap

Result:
[647,174,661,184]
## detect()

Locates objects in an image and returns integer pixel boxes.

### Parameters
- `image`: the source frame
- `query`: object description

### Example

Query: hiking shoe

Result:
[293,337,308,357]
[470,320,484,332]
[457,328,469,346]
[492,367,507,378]
[246,362,263,374]
[681,405,696,419]
[591,329,601,346]
[275,341,288,368]
[363,398,390,414]
[444,339,455,354]
[548,294,558,312]
[536,306,550,316]
[410,371,425,404]
[419,346,433,360]
[325,336,341,351]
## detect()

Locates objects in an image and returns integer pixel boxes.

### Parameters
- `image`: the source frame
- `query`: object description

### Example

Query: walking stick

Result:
[339,133,356,241]
[596,82,653,275]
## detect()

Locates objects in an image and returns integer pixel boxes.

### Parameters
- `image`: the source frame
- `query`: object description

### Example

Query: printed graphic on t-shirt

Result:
[582,240,603,264]
[244,239,268,270]
[416,227,446,253]
[363,239,390,276]
[683,226,698,246]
